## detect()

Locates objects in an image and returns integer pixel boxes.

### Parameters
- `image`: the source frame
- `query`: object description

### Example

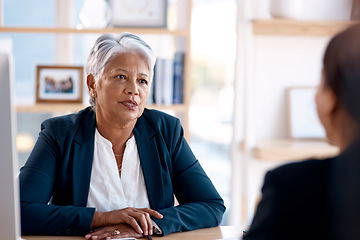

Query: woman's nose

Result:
[125,79,139,95]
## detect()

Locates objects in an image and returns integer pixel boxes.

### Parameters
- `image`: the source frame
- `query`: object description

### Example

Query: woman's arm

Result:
[152,119,226,235]
[20,122,95,235]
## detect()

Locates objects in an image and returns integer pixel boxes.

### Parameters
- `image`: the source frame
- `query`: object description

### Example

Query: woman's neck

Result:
[95,116,135,156]
[331,111,359,153]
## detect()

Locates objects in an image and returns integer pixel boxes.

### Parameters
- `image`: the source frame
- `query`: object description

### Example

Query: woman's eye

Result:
[116,75,126,80]
[139,79,148,85]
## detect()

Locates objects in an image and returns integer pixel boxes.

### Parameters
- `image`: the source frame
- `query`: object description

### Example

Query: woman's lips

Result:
[121,100,138,110]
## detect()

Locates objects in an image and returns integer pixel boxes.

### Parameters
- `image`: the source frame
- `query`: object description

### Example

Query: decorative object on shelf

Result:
[287,87,325,139]
[351,0,360,20]
[108,0,167,28]
[79,0,112,28]
[270,0,353,20]
[270,0,303,19]
[36,66,84,103]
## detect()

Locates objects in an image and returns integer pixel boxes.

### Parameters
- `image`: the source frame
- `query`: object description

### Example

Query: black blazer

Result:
[19,107,225,236]
[244,138,360,240]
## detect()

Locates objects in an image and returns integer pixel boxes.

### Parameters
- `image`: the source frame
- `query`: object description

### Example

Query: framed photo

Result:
[108,0,167,28]
[36,65,84,103]
[287,87,326,139]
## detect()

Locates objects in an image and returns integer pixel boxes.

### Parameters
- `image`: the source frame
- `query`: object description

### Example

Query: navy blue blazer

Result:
[19,107,225,236]
[244,137,360,240]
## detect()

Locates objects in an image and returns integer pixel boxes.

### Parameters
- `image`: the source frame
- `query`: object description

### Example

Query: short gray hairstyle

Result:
[86,32,156,107]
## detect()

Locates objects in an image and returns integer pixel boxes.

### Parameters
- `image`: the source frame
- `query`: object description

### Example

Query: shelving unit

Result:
[232,13,355,225]
[1,0,193,138]
[253,138,339,162]
[244,19,356,162]
[252,19,357,36]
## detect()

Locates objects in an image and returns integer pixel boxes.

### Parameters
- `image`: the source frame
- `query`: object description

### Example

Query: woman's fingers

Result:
[136,211,152,235]
[122,214,143,234]
[86,224,142,240]
[85,227,115,239]
[93,207,163,236]
[122,209,152,235]
[140,208,164,219]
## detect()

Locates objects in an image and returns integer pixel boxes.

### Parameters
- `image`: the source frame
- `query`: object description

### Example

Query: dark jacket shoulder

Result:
[140,108,180,130]
[41,107,94,131]
[265,158,331,188]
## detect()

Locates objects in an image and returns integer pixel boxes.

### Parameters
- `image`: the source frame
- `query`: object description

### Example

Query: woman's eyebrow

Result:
[116,68,129,73]
[139,73,149,78]
[115,68,148,78]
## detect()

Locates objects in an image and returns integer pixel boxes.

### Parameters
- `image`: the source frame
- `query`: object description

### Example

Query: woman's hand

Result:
[91,207,163,236]
[85,223,143,239]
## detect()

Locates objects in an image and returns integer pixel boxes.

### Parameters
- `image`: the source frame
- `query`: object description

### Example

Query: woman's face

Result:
[90,51,151,126]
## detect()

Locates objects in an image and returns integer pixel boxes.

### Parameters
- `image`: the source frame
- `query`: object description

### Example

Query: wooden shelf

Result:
[16,103,187,113]
[0,26,189,36]
[16,103,86,113]
[253,138,339,162]
[252,19,358,36]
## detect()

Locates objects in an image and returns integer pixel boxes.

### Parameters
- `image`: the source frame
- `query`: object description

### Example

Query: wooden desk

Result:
[23,226,243,240]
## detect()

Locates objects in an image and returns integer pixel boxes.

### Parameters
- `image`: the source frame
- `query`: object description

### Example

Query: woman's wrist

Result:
[91,211,106,229]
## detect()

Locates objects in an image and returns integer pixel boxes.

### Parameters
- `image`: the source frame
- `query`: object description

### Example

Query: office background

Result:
[0,0,355,227]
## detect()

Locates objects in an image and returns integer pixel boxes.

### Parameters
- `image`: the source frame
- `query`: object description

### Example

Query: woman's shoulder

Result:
[41,106,94,132]
[265,157,336,187]
[136,108,182,140]
[141,108,179,125]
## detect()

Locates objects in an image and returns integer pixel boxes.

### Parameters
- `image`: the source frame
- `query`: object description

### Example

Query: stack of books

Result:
[148,52,185,105]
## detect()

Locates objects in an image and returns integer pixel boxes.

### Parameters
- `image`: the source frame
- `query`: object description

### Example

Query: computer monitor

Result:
[0,52,21,239]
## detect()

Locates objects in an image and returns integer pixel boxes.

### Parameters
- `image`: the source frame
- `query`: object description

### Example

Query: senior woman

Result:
[244,24,360,239]
[19,33,225,239]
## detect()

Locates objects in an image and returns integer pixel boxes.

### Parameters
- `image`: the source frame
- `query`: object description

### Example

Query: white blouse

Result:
[86,129,150,212]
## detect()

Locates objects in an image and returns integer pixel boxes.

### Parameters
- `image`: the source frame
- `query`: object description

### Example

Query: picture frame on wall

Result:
[36,65,84,103]
[287,86,326,139]
[108,0,167,28]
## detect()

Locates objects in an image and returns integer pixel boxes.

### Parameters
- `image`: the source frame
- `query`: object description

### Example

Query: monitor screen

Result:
[0,52,21,239]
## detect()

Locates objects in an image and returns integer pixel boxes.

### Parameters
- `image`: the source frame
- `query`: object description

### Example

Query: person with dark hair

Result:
[60,77,73,93]
[244,23,360,240]
[19,32,225,239]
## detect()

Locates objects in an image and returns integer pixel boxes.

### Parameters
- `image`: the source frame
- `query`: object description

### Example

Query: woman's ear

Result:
[315,72,338,138]
[318,85,338,140]
[87,74,96,97]
[323,86,338,118]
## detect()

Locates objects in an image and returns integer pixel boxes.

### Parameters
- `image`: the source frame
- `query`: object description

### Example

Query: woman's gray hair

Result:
[86,32,156,107]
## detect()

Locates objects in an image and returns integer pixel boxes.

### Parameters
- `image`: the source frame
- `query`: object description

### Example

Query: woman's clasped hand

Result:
[85,207,163,239]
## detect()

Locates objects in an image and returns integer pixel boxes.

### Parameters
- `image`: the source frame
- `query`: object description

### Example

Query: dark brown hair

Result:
[323,23,360,123]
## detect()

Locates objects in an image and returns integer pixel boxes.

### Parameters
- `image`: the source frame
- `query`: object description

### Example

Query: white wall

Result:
[252,35,331,140]
[242,35,330,221]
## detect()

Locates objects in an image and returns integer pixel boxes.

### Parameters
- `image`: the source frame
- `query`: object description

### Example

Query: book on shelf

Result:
[149,51,185,105]
[173,52,185,104]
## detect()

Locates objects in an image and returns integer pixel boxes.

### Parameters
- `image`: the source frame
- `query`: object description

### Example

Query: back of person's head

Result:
[323,23,360,125]
[86,32,156,80]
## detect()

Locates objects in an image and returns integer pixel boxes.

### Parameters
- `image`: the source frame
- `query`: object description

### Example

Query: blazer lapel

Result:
[72,109,96,207]
[134,115,165,210]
